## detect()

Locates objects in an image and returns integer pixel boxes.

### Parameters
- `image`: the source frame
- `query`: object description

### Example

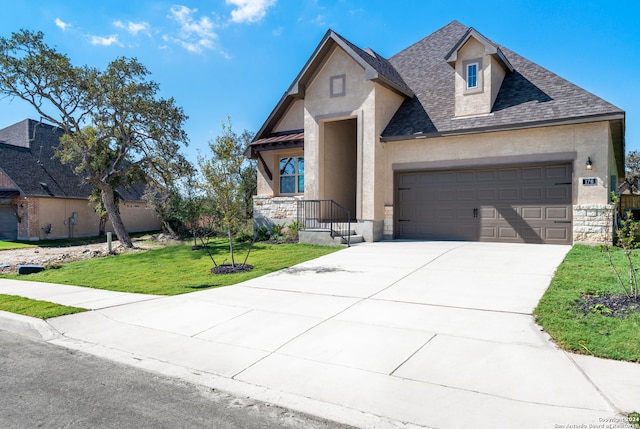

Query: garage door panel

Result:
[546,186,570,200]
[498,188,519,200]
[477,170,497,181]
[498,226,518,240]
[480,226,498,240]
[0,206,18,241]
[396,163,572,244]
[477,189,496,200]
[499,169,519,181]
[546,165,571,178]
[546,206,570,220]
[545,227,569,241]
[522,167,544,180]
[521,187,543,200]
[521,207,543,220]
[457,189,475,201]
[479,207,497,219]
[456,171,475,182]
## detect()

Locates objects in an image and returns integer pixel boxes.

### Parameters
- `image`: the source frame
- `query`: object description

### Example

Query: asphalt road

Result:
[0,330,352,429]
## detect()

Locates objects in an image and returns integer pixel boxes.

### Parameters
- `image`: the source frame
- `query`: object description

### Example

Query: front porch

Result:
[253,196,364,246]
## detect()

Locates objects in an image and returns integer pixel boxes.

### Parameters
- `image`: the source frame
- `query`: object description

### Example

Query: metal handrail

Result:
[297,199,351,246]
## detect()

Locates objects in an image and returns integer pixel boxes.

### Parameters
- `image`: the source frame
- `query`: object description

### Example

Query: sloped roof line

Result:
[253,29,412,142]
[444,27,514,72]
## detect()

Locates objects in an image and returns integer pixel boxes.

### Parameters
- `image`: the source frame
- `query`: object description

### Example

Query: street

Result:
[0,330,352,429]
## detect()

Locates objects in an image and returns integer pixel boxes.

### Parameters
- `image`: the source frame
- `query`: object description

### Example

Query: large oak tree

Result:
[0,30,190,247]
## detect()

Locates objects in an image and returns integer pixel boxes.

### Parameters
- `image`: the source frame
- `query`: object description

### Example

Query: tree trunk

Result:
[228,227,235,267]
[101,185,133,248]
[162,220,178,239]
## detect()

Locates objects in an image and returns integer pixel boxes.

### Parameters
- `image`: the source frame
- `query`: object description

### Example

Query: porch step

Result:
[299,230,363,247]
[334,234,364,245]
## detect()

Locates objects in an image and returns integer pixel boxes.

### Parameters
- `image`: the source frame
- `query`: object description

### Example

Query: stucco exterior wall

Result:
[304,45,374,208]
[110,201,161,233]
[273,99,304,133]
[385,121,612,207]
[454,38,493,117]
[15,196,160,241]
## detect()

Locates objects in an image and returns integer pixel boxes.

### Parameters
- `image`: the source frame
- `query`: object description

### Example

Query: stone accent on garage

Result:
[384,205,394,239]
[572,204,614,245]
[253,196,301,229]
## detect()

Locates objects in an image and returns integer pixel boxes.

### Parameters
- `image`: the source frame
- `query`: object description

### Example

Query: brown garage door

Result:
[396,163,572,244]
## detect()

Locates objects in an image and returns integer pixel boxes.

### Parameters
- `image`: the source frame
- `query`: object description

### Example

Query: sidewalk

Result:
[1,241,639,429]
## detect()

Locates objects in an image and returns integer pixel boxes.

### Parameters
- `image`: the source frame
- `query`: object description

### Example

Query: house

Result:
[0,119,161,241]
[247,21,625,245]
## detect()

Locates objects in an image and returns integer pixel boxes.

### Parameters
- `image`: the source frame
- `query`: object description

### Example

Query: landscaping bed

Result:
[535,245,640,362]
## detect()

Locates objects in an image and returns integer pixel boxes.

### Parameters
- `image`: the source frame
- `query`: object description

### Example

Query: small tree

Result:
[198,117,253,267]
[602,194,639,299]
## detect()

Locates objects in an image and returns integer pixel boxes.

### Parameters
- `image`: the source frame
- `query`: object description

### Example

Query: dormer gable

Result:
[445,28,514,117]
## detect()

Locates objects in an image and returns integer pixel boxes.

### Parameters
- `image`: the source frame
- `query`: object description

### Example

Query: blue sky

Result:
[1,1,639,163]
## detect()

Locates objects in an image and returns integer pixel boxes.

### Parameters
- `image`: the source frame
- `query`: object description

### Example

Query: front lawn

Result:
[535,244,640,362]
[0,294,86,319]
[0,241,37,251]
[1,240,341,295]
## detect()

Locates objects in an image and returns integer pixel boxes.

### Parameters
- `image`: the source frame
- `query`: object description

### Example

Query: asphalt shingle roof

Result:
[382,20,624,138]
[331,31,413,96]
[0,119,145,201]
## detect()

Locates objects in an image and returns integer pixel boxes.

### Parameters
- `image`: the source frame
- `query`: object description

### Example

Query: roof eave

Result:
[381,112,626,142]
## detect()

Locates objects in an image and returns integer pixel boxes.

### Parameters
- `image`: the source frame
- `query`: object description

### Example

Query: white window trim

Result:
[463,58,483,94]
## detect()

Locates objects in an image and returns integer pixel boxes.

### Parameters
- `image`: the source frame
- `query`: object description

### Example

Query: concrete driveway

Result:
[3,241,640,428]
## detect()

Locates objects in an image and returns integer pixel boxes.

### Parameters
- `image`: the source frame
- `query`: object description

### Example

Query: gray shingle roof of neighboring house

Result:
[0,119,145,201]
[382,20,624,138]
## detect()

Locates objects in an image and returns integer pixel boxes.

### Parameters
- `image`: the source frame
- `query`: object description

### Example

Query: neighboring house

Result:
[247,20,624,245]
[0,119,161,241]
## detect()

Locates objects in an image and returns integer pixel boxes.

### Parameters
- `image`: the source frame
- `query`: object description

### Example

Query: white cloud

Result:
[55,18,70,31]
[114,20,150,35]
[167,5,217,53]
[90,35,121,46]
[227,0,276,23]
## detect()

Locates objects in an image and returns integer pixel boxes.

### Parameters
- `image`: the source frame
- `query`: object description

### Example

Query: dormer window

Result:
[463,58,483,94]
[466,63,478,89]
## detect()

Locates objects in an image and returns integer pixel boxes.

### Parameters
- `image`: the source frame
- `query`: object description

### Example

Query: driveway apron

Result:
[10,241,638,428]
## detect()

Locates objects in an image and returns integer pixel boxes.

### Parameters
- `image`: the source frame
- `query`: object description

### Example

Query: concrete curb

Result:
[0,310,61,341]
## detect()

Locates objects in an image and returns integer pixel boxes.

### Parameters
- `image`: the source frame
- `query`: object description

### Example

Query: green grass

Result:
[0,294,86,319]
[0,241,37,251]
[1,240,341,295]
[535,244,640,362]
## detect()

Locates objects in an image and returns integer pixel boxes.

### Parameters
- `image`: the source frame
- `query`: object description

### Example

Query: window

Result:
[466,63,478,89]
[279,156,304,194]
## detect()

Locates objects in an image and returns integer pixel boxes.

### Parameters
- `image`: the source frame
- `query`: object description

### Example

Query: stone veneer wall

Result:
[573,204,614,244]
[253,196,301,229]
[383,205,393,239]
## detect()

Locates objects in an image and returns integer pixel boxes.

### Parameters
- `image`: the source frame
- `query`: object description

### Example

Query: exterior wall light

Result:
[585,157,593,170]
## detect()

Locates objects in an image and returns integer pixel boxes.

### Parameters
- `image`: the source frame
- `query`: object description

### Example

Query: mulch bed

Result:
[578,294,640,318]
[210,264,253,275]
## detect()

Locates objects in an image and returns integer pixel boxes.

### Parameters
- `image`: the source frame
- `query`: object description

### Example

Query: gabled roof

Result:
[383,21,624,138]
[444,27,513,72]
[252,21,625,174]
[252,29,413,143]
[381,20,625,173]
[0,119,146,201]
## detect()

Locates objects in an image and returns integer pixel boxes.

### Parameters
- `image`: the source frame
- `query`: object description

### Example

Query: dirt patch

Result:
[578,294,640,318]
[0,236,164,274]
